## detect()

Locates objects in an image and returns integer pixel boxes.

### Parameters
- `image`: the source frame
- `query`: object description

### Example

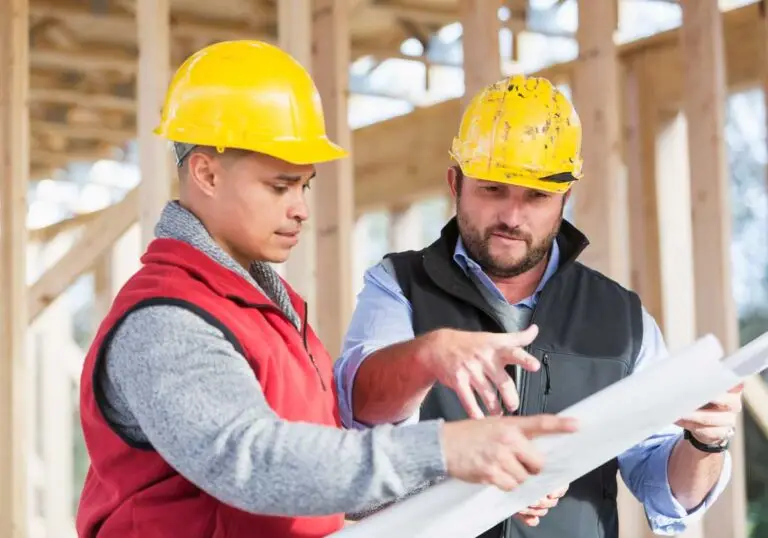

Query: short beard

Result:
[457,213,561,279]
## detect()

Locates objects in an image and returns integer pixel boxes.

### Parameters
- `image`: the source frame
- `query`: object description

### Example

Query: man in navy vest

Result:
[334,75,742,538]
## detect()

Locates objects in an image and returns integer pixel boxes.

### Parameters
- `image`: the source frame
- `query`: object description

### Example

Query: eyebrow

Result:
[275,171,316,182]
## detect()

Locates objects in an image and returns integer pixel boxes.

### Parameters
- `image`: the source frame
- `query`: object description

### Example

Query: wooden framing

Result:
[572,0,628,285]
[313,0,354,355]
[352,3,765,213]
[458,0,501,104]
[28,188,138,324]
[279,0,317,326]
[7,1,768,537]
[0,2,29,538]
[680,2,747,537]
[137,0,171,248]
[624,55,663,328]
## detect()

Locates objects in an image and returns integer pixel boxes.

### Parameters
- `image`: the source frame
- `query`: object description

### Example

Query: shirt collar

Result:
[452,235,560,308]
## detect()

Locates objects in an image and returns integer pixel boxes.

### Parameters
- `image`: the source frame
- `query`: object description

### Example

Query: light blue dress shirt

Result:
[334,237,732,535]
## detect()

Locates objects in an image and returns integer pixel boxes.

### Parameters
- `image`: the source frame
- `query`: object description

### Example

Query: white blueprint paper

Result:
[332,331,768,538]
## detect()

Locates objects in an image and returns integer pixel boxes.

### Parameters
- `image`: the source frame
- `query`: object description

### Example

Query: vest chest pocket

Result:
[534,351,631,415]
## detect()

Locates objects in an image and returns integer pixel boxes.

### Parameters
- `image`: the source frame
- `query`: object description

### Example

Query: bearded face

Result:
[452,173,566,279]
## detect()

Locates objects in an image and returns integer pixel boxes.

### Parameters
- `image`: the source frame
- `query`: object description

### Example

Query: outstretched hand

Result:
[421,325,541,418]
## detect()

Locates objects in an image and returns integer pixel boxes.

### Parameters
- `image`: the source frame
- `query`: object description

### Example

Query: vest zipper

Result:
[543,353,552,394]
[302,302,327,392]
[225,294,327,392]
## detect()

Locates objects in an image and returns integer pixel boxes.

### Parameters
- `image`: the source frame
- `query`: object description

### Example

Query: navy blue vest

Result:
[386,218,643,538]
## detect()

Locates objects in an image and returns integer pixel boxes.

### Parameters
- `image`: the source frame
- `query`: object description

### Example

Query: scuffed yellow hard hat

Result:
[154,40,348,165]
[449,75,583,193]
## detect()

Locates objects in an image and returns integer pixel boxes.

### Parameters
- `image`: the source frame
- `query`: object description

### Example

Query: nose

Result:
[497,198,525,228]
[288,191,310,222]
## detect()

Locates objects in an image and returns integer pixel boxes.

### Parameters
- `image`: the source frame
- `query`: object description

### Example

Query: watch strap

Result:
[684,429,730,453]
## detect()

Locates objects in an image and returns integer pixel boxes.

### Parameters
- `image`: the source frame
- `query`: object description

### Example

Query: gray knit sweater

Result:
[97,201,446,517]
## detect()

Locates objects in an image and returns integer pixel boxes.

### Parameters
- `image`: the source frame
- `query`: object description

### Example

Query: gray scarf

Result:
[154,201,301,329]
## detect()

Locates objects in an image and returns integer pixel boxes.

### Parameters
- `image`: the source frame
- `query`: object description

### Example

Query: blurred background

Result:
[2,0,768,537]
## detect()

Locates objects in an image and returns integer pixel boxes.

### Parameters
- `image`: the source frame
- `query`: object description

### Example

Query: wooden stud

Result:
[0,1,29,537]
[624,56,664,327]
[572,0,629,286]
[137,0,172,249]
[620,56,666,538]
[313,0,354,356]
[279,0,318,327]
[459,0,502,104]
[28,189,139,324]
[679,1,747,537]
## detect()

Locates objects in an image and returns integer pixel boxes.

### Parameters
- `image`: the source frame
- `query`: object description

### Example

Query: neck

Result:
[490,253,549,304]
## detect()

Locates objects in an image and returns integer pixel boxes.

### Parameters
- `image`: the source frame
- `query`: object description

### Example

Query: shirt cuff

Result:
[334,343,420,430]
[642,433,733,534]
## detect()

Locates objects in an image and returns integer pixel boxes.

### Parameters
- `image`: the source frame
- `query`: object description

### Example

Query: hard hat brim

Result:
[155,126,349,165]
[453,157,576,194]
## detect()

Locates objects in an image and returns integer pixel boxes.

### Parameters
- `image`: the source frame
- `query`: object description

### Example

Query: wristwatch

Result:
[684,428,734,453]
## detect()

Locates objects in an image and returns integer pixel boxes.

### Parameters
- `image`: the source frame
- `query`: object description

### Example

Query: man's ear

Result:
[446,166,459,198]
[186,152,217,196]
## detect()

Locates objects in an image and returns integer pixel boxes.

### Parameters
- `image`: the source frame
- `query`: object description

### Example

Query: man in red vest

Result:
[75,41,578,538]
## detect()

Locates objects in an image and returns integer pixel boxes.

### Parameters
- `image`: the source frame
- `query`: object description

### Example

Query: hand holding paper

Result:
[675,382,744,444]
[514,485,569,527]
[332,331,768,538]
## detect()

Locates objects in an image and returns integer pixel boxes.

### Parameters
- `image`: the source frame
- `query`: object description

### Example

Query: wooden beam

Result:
[0,2,29,537]
[313,0,354,356]
[679,2,747,538]
[365,3,455,26]
[31,120,134,144]
[137,0,172,249]
[28,207,107,243]
[572,0,629,285]
[31,43,137,74]
[279,0,317,327]
[28,189,139,324]
[459,0,502,103]
[744,375,768,439]
[30,87,136,111]
[32,146,116,166]
[28,0,272,43]
[624,55,663,326]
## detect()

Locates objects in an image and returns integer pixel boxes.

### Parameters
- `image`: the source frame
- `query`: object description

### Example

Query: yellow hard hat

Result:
[449,75,583,194]
[154,40,348,165]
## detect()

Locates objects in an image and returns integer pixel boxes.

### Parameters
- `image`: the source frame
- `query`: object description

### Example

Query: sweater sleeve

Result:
[100,304,447,517]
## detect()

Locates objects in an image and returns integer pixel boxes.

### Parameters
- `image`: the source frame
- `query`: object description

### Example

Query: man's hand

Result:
[419,325,541,418]
[442,415,578,492]
[514,486,568,527]
[675,383,743,445]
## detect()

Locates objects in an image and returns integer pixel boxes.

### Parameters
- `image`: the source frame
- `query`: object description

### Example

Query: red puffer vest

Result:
[75,238,344,537]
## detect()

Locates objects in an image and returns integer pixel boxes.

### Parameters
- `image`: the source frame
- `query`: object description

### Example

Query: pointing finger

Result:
[517,415,579,437]
[494,325,539,349]
[499,347,540,372]
[484,364,520,412]
[455,377,485,419]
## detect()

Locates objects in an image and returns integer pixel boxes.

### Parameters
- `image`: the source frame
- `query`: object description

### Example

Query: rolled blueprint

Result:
[332,332,768,538]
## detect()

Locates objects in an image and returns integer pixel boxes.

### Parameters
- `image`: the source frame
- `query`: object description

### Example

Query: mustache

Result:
[485,224,532,243]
